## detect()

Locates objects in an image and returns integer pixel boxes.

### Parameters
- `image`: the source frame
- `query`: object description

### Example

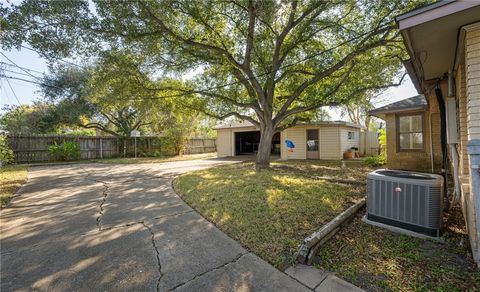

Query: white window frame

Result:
[347,131,356,140]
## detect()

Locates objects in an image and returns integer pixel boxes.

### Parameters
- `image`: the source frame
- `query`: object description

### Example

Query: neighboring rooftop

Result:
[214,120,364,130]
[369,94,428,118]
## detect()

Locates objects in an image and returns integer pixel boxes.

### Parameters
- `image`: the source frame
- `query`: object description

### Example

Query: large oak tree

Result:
[1,0,423,169]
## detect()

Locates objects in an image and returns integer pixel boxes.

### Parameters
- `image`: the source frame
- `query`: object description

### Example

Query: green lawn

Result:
[174,160,371,268]
[1,165,28,207]
[316,207,480,291]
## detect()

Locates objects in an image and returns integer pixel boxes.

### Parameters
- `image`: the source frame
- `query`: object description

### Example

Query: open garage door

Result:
[234,131,280,156]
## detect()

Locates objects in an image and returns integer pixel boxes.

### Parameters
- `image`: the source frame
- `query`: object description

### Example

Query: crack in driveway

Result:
[169,252,249,291]
[141,221,164,292]
[46,160,295,292]
[79,165,165,289]
[94,181,109,230]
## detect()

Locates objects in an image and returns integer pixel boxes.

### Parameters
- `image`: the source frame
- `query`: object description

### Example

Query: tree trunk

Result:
[256,124,274,171]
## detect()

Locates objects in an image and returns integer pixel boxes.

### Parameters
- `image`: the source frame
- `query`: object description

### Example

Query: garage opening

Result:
[234,131,280,155]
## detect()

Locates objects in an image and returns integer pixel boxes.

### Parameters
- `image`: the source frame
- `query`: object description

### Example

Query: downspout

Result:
[434,83,450,211]
[429,112,434,173]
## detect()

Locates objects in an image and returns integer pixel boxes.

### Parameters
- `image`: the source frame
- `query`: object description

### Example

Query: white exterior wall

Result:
[339,127,360,154]
[279,124,359,160]
[319,126,341,159]
[216,126,258,157]
[466,23,480,140]
[216,128,233,157]
[464,22,480,266]
[218,124,361,160]
[280,130,287,160]
[282,125,307,159]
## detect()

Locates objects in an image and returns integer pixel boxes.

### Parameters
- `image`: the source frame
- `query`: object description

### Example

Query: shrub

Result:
[378,128,387,157]
[0,136,14,164]
[364,154,386,167]
[48,141,81,161]
[161,128,189,156]
[364,129,388,167]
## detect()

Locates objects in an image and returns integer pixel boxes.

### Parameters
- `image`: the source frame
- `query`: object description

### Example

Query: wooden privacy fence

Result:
[183,138,216,154]
[6,135,216,163]
[359,131,380,156]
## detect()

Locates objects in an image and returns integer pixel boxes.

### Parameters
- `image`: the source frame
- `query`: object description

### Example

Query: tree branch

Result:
[80,122,120,136]
[138,1,243,70]
[243,0,256,70]
[275,71,407,129]
[275,27,395,117]
[275,61,356,124]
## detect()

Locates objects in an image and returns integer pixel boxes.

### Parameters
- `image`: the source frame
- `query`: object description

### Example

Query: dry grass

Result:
[1,165,28,207]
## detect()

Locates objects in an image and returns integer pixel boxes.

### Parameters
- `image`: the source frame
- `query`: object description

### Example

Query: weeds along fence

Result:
[6,135,216,163]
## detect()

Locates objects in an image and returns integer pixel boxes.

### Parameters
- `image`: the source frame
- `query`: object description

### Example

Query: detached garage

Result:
[215,120,366,160]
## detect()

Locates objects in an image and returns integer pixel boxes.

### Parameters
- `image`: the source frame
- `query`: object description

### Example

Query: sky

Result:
[0,47,419,119]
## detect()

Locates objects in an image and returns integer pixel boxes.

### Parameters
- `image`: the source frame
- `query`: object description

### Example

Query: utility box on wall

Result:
[446,97,459,144]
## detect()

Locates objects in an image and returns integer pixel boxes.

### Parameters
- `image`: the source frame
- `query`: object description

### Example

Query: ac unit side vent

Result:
[366,170,444,237]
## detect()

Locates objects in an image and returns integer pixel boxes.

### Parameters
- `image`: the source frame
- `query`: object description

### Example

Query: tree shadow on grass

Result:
[175,162,364,269]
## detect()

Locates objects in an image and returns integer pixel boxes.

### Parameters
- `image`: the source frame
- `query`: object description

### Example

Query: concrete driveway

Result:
[0,158,310,292]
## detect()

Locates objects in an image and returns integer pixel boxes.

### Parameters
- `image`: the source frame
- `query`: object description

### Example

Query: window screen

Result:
[397,114,424,151]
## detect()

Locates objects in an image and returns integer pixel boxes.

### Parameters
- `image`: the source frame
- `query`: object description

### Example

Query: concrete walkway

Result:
[0,158,361,291]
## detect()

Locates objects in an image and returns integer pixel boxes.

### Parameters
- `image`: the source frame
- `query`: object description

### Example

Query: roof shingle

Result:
[369,94,427,117]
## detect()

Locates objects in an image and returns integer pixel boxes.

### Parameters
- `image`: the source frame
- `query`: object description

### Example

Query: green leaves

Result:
[0,136,14,163]
[1,0,430,164]
[47,141,80,161]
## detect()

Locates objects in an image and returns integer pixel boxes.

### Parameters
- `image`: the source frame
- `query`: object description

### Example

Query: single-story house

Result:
[215,120,377,160]
[370,1,480,265]
[369,94,442,172]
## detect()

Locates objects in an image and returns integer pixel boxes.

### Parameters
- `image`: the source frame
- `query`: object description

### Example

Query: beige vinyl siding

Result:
[464,23,480,263]
[466,23,480,140]
[457,63,470,176]
[280,130,287,160]
[284,125,307,159]
[220,123,355,160]
[319,126,341,159]
[216,129,233,157]
[340,127,360,154]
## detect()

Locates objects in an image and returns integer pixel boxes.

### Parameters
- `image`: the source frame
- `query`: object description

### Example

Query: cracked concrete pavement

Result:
[0,158,312,291]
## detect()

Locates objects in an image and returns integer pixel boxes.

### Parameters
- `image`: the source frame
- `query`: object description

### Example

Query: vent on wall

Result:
[366,169,444,237]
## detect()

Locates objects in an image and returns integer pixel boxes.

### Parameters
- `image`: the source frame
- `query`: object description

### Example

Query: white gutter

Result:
[397,1,480,30]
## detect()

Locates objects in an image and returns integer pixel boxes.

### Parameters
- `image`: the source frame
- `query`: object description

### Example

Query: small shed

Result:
[215,120,366,160]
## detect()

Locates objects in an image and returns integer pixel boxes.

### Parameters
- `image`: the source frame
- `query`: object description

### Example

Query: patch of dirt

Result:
[315,204,480,291]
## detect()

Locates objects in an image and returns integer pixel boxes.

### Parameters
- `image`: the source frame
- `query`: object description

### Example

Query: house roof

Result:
[395,1,480,89]
[297,121,365,129]
[213,120,257,130]
[369,94,428,118]
[214,120,364,130]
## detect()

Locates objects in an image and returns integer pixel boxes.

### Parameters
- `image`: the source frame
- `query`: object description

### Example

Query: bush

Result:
[0,136,14,164]
[364,154,386,167]
[48,141,81,161]
[364,128,388,167]
[161,128,189,156]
